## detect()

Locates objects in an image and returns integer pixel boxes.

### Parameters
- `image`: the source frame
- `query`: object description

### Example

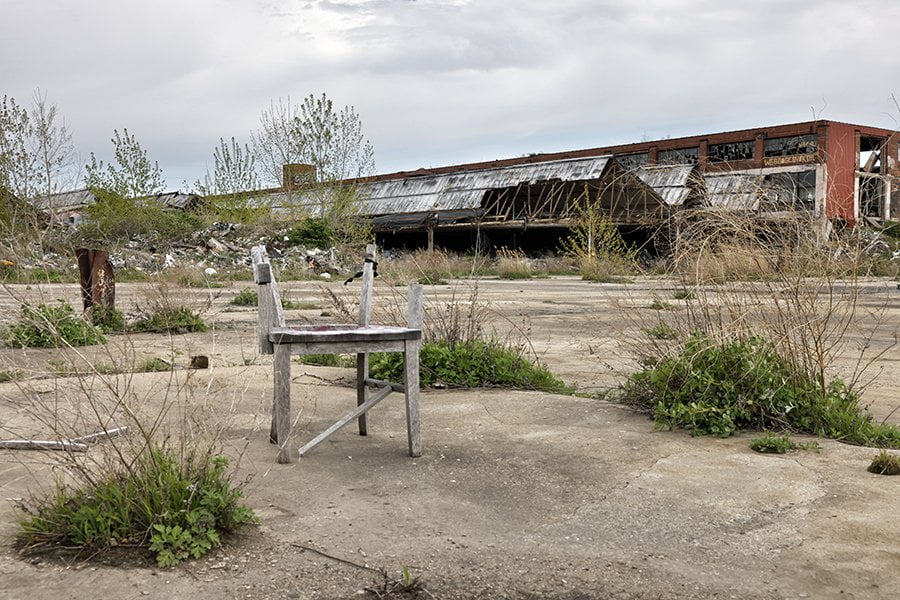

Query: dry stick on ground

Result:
[289,543,433,599]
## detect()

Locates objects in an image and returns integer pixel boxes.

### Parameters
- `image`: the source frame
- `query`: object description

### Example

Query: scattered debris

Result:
[0,426,127,452]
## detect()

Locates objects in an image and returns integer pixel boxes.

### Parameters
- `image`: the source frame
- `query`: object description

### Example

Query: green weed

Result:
[749,433,819,454]
[672,289,696,300]
[619,334,900,447]
[867,451,900,475]
[0,369,23,383]
[4,302,106,348]
[89,305,126,333]
[370,340,569,393]
[138,357,174,372]
[644,322,678,340]
[130,307,208,334]
[647,299,677,311]
[16,447,256,567]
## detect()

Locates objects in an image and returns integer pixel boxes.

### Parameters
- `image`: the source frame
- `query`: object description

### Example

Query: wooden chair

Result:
[251,244,423,463]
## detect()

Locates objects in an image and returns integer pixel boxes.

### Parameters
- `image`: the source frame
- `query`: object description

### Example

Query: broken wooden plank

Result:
[298,384,393,457]
[0,440,88,452]
[70,426,128,444]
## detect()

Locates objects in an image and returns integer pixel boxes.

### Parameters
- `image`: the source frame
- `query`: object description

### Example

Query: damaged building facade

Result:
[342,120,899,251]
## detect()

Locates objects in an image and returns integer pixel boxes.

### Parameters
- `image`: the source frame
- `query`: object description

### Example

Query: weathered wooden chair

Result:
[251,244,423,463]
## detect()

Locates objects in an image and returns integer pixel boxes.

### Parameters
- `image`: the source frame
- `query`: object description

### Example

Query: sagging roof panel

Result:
[358,156,612,216]
[33,188,96,213]
[633,165,696,206]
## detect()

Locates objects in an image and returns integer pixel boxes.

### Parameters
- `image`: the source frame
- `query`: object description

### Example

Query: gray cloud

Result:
[3,0,899,188]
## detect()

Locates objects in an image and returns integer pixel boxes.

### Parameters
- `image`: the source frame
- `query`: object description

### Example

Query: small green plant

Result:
[46,359,72,376]
[89,305,126,333]
[647,299,676,311]
[5,301,106,348]
[131,307,208,334]
[231,287,300,309]
[285,217,334,248]
[0,369,22,382]
[672,289,696,300]
[417,275,448,286]
[296,353,355,368]
[868,451,900,475]
[370,340,569,393]
[619,334,900,447]
[231,287,258,306]
[749,433,796,454]
[16,447,256,567]
[644,322,678,340]
[138,357,174,372]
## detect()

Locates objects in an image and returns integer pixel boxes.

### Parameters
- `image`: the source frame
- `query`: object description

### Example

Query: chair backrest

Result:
[252,245,285,355]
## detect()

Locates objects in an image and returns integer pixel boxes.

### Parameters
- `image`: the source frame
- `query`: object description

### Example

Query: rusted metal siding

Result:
[357,156,612,216]
[823,122,857,221]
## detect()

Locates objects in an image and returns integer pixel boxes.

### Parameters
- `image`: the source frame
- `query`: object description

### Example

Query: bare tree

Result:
[84,128,164,198]
[251,93,375,187]
[30,89,76,198]
[194,137,259,196]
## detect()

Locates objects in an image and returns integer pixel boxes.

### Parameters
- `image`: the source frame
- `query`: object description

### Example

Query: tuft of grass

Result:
[644,322,678,340]
[496,248,532,280]
[0,369,23,383]
[417,276,448,286]
[130,307,208,334]
[4,302,106,348]
[867,451,900,475]
[749,433,818,454]
[672,289,696,300]
[647,299,677,311]
[231,288,258,306]
[16,446,256,567]
[231,287,301,309]
[296,353,355,368]
[619,334,900,447]
[138,357,174,372]
[370,340,569,393]
[89,305,126,334]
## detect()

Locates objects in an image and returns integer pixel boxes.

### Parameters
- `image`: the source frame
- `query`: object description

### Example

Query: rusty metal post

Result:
[75,248,115,312]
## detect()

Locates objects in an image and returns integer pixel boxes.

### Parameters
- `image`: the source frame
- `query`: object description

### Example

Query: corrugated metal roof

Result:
[357,156,613,216]
[32,188,96,212]
[153,192,202,210]
[633,165,696,206]
[703,174,762,210]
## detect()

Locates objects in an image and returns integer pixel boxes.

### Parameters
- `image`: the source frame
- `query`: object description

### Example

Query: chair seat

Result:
[269,324,421,345]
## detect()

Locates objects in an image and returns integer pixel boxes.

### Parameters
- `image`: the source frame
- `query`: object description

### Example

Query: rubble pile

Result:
[5,222,358,281]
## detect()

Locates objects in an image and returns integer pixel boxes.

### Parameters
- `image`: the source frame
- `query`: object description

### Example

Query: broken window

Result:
[657,147,699,165]
[616,153,649,169]
[859,136,886,219]
[708,141,754,163]
[764,135,817,157]
[759,170,816,211]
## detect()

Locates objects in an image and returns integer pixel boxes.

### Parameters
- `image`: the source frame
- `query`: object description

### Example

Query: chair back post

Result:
[356,243,376,435]
[252,244,285,355]
[358,244,376,326]
[407,283,424,329]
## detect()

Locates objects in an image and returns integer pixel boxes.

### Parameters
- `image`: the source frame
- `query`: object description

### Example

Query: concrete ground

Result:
[0,277,898,599]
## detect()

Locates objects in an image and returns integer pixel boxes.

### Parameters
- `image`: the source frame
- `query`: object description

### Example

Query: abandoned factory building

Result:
[312,119,898,252]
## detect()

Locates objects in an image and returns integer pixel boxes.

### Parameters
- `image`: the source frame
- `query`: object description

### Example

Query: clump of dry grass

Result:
[615,209,898,442]
[495,248,532,280]
[380,249,485,285]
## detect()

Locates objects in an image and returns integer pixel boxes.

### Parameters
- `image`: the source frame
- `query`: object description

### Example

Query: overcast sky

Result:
[4,0,900,190]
